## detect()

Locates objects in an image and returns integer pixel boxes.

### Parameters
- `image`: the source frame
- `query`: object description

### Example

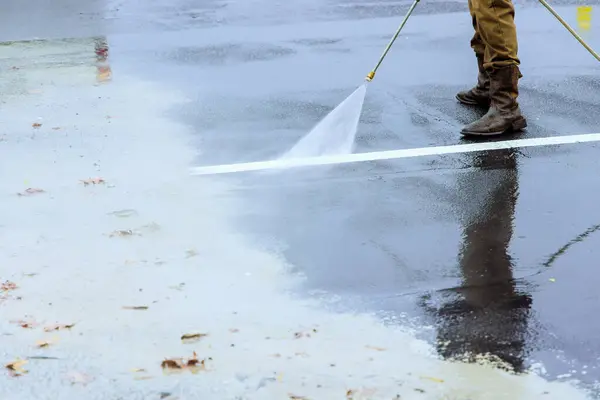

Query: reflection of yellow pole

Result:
[577,6,592,31]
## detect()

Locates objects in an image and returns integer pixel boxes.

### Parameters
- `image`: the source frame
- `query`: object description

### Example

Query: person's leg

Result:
[460,0,526,136]
[456,0,491,107]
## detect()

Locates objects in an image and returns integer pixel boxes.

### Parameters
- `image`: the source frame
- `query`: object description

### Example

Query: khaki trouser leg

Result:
[469,0,486,57]
[470,0,520,70]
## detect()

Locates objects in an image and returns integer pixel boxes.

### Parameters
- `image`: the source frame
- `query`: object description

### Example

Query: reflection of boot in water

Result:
[427,148,532,373]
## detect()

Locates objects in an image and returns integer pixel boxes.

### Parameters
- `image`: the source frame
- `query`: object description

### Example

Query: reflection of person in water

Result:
[423,148,533,372]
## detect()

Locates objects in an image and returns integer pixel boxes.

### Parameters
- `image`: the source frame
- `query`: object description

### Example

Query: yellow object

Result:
[539,0,600,62]
[577,6,592,31]
[365,0,420,82]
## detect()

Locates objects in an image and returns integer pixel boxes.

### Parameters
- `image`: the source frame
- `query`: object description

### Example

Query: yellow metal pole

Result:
[365,0,421,82]
[538,0,600,62]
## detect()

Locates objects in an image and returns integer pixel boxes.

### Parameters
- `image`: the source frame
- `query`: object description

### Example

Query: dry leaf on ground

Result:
[161,352,208,373]
[80,177,105,185]
[122,306,148,310]
[44,323,75,332]
[17,188,45,197]
[181,333,208,344]
[35,338,58,348]
[5,359,28,376]
[1,281,17,291]
[32,122,42,128]
[10,319,38,329]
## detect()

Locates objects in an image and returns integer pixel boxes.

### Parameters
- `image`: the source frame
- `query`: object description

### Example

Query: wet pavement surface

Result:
[2,0,600,398]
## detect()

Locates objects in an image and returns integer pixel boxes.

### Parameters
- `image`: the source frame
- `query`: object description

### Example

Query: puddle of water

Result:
[280,83,367,159]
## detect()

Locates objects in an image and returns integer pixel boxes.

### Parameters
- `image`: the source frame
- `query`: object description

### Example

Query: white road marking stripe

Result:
[189,133,600,176]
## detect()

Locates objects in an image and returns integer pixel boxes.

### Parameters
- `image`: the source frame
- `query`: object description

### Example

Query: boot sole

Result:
[460,116,527,137]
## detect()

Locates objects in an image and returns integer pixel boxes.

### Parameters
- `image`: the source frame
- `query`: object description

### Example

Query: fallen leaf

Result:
[161,359,182,369]
[365,345,387,351]
[80,177,105,185]
[5,359,27,376]
[1,281,18,291]
[44,323,75,332]
[17,188,45,197]
[32,122,42,128]
[10,319,38,329]
[122,306,148,310]
[181,333,208,344]
[161,352,207,373]
[346,389,356,399]
[35,338,59,348]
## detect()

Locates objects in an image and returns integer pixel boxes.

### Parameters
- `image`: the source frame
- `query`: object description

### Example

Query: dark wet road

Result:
[3,0,600,396]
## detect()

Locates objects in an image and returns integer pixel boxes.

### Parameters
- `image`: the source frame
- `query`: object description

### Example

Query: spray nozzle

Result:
[365,71,375,82]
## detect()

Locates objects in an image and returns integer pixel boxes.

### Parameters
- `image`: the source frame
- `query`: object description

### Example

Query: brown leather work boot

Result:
[460,65,527,137]
[456,55,491,108]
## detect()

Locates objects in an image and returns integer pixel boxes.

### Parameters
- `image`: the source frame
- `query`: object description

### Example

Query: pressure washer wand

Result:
[365,0,421,82]
[538,0,600,62]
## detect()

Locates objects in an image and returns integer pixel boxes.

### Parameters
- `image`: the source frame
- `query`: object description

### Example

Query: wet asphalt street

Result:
[3,0,600,397]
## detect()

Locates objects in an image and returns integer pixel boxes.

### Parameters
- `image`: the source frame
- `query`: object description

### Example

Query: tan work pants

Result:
[468,0,520,70]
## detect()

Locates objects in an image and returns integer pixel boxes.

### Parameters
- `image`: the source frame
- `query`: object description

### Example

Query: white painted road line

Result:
[189,133,600,176]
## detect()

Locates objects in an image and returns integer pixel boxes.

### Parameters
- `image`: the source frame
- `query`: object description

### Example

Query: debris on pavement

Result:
[181,333,208,344]
[5,359,28,376]
[288,394,310,400]
[1,281,18,292]
[294,328,318,339]
[122,306,149,310]
[161,352,209,373]
[32,122,42,128]
[35,338,58,348]
[10,319,38,329]
[108,229,138,238]
[44,323,75,332]
[80,177,105,185]
[17,188,45,197]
